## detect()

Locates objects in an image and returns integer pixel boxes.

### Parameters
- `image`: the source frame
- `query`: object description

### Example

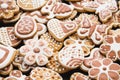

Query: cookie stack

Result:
[0,0,120,80]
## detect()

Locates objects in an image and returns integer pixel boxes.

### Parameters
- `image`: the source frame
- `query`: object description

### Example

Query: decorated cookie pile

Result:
[0,0,120,80]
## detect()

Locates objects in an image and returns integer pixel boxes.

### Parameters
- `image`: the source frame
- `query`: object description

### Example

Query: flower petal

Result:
[104,35,113,44]
[100,44,111,54]
[107,50,117,61]
[103,58,112,66]
[37,39,48,47]
[19,45,31,55]
[115,35,120,43]
[25,39,36,47]
[43,47,53,57]
[89,68,100,78]
[118,50,120,60]
[108,71,120,80]
[109,63,120,71]
[97,73,108,80]
[91,60,102,67]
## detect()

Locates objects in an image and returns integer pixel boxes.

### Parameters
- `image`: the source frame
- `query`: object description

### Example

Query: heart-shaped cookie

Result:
[47,19,78,41]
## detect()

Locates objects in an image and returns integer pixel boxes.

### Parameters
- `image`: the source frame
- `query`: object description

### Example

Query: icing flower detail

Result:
[100,35,120,61]
[89,58,120,80]
[20,39,53,66]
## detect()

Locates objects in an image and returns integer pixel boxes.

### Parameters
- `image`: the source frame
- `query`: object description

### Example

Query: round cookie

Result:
[14,16,37,39]
[30,67,63,80]
[58,44,84,69]
[0,27,21,47]
[17,0,47,11]
[46,52,70,74]
[70,72,90,80]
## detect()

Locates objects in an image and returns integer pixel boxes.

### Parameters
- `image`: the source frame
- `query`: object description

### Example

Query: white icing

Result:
[1,3,8,9]
[0,49,6,59]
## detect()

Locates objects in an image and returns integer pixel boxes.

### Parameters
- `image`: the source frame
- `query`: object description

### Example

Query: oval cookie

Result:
[14,16,37,39]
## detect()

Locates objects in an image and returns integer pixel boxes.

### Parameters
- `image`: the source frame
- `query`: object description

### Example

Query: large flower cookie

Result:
[77,13,109,45]
[0,0,19,19]
[41,0,74,19]
[89,58,120,80]
[100,34,120,61]
[30,67,63,80]
[19,39,53,66]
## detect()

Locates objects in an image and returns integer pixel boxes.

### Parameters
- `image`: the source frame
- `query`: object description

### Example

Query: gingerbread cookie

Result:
[19,39,53,66]
[17,0,47,10]
[81,48,104,72]
[0,44,18,69]
[41,0,74,19]
[58,44,84,69]
[77,13,109,45]
[40,32,63,51]
[88,58,120,80]
[30,67,63,80]
[46,52,70,73]
[21,10,48,23]
[14,16,37,39]
[0,64,13,75]
[100,33,120,61]
[0,27,21,47]
[47,18,78,41]
[13,54,36,72]
[70,72,90,80]
[5,70,32,80]
[64,37,94,56]
[3,11,23,23]
[0,0,19,19]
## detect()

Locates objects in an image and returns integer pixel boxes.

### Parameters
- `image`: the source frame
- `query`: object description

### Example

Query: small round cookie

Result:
[3,11,23,23]
[21,10,48,23]
[81,48,104,72]
[0,64,13,76]
[0,44,18,69]
[13,54,36,72]
[5,70,32,80]
[0,27,21,47]
[0,0,19,19]
[46,52,70,74]
[14,16,37,39]
[17,0,47,11]
[41,0,74,19]
[30,67,63,80]
[70,72,90,80]
[40,32,63,51]
[88,58,120,80]
[47,18,78,41]
[58,44,84,69]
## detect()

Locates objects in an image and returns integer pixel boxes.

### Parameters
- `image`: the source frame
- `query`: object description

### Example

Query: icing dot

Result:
[1,3,8,9]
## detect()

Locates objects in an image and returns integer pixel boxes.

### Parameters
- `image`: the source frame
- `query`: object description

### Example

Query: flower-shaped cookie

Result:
[100,34,120,61]
[19,39,53,66]
[89,58,120,80]
[0,0,19,19]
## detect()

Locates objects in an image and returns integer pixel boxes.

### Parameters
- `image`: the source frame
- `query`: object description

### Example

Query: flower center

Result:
[103,67,107,71]
[33,47,40,53]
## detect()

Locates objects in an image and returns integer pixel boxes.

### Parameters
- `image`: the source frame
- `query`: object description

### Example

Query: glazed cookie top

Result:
[17,0,47,10]
[0,0,19,19]
[89,58,120,80]
[30,67,63,80]
[0,44,17,69]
